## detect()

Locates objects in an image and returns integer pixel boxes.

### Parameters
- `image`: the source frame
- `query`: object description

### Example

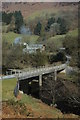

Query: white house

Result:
[23,44,45,54]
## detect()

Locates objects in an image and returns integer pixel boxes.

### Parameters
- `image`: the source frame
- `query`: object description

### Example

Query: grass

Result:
[2,77,62,116]
[2,78,17,101]
[2,32,22,44]
[2,77,39,109]
[2,78,79,118]
[66,29,78,37]
[2,32,39,44]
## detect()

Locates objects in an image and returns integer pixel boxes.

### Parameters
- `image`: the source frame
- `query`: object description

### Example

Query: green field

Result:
[2,32,39,44]
[2,78,17,101]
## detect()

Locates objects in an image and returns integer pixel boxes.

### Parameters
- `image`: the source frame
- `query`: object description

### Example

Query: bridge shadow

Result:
[19,76,40,99]
[19,74,80,116]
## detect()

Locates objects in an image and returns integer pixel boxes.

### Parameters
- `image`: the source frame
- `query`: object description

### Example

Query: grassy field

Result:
[2,32,39,44]
[2,78,17,101]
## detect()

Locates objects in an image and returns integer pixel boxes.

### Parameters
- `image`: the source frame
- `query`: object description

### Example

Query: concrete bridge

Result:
[18,63,67,87]
[2,64,67,81]
[2,63,67,98]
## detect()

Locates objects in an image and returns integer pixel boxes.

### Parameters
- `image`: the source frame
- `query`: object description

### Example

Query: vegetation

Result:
[2,78,64,118]
[34,21,42,35]
[2,11,24,33]
[63,29,78,67]
[2,78,17,101]
[2,3,80,118]
[2,5,78,70]
[2,32,39,44]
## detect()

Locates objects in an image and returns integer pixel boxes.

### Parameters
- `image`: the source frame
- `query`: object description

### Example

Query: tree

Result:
[2,12,13,25]
[63,34,78,66]
[7,15,15,32]
[45,17,55,31]
[57,17,68,34]
[34,22,42,35]
[14,11,24,33]
[50,23,60,36]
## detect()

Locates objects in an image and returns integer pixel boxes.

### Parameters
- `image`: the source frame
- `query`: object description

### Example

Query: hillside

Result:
[2,32,39,44]
[2,78,79,118]
[2,2,78,19]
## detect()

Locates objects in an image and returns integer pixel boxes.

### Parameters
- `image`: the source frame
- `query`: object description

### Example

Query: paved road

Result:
[19,64,66,80]
[1,64,66,80]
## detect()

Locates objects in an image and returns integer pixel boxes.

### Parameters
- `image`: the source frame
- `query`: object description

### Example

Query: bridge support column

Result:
[54,70,57,81]
[6,71,8,75]
[39,75,42,98]
[39,75,42,87]
[10,70,12,75]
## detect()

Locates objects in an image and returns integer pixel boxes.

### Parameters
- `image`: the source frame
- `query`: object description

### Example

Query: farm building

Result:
[23,44,45,53]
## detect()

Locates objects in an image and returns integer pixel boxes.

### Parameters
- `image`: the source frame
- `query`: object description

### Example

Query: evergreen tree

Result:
[34,22,42,35]
[45,17,55,31]
[14,11,24,33]
[57,17,67,34]
[2,12,13,25]
[7,15,15,32]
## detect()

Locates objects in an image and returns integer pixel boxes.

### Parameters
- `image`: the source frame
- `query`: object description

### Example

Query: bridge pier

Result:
[39,75,42,87]
[54,70,57,81]
[39,75,42,98]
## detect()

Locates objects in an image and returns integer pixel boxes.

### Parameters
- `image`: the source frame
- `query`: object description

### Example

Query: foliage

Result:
[2,11,24,33]
[50,23,60,36]
[45,35,65,52]
[2,41,23,70]
[49,52,66,64]
[63,29,78,66]
[57,17,68,34]
[34,22,42,35]
[14,11,24,33]
[2,12,13,25]
[2,40,48,70]
[45,17,55,31]
[7,15,15,32]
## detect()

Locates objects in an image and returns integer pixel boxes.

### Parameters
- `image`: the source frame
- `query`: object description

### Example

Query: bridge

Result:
[2,63,67,81]
[18,63,67,87]
[2,63,67,98]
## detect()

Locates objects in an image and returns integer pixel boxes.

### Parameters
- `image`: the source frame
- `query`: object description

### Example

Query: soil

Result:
[2,99,79,118]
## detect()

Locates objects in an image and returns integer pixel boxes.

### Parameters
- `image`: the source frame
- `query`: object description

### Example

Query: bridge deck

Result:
[18,64,66,80]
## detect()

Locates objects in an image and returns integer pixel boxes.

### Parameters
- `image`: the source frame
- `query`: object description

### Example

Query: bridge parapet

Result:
[18,64,66,80]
